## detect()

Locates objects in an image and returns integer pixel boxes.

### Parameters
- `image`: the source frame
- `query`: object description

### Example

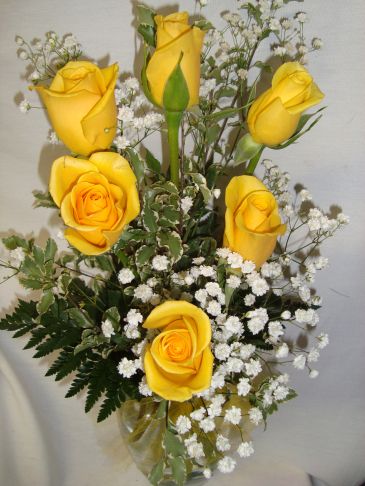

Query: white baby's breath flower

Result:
[195,289,208,305]
[217,456,236,474]
[125,309,143,326]
[225,316,242,335]
[190,408,205,421]
[247,308,268,335]
[237,441,254,458]
[216,434,231,452]
[200,417,215,433]
[295,12,307,23]
[184,434,205,459]
[268,321,284,342]
[118,357,138,378]
[29,70,40,81]
[216,248,231,259]
[281,18,292,30]
[203,469,212,479]
[226,275,241,289]
[138,377,153,396]
[143,112,164,129]
[125,324,141,339]
[249,407,263,425]
[295,308,319,326]
[215,343,231,361]
[18,50,28,60]
[118,268,135,284]
[246,273,269,296]
[101,319,115,338]
[244,294,255,306]
[227,252,243,268]
[152,255,169,271]
[117,105,134,123]
[240,344,256,360]
[207,300,222,317]
[274,385,289,401]
[48,131,59,144]
[274,45,286,56]
[269,18,281,31]
[134,284,153,303]
[9,247,25,265]
[293,354,306,370]
[237,377,251,396]
[176,415,192,434]
[308,348,320,362]
[237,68,248,80]
[205,282,221,297]
[226,357,244,373]
[224,406,242,425]
[114,135,130,150]
[337,213,350,225]
[245,358,262,377]
[200,265,216,277]
[276,342,289,358]
[317,333,329,349]
[309,369,319,379]
[124,77,139,92]
[63,34,79,49]
[281,310,291,320]
[19,99,31,113]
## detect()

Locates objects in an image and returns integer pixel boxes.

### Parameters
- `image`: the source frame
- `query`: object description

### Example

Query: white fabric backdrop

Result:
[0,0,364,485]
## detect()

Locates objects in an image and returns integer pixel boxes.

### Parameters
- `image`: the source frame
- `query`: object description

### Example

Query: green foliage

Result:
[149,459,165,486]
[33,190,57,209]
[137,5,156,47]
[2,235,33,252]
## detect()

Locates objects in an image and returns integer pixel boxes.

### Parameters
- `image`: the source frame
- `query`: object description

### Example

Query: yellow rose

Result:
[224,175,286,268]
[49,152,140,255]
[146,12,205,109]
[34,61,118,156]
[143,301,213,402]
[247,62,324,146]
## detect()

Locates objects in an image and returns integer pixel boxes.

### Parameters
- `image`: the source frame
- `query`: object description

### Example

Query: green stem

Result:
[246,146,264,175]
[165,110,183,188]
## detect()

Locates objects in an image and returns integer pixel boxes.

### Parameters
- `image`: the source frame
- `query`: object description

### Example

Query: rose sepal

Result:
[234,133,263,166]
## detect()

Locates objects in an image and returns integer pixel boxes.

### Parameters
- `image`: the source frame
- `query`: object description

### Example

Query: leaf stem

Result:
[165,111,183,188]
[246,146,264,175]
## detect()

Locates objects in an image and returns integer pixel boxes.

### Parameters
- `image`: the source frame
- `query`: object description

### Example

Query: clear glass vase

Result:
[117,398,208,485]
[117,396,253,485]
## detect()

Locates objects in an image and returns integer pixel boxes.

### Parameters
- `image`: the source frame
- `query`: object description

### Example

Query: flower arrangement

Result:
[2,1,349,485]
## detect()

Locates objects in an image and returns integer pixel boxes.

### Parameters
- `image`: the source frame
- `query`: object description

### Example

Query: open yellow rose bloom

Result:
[146,12,204,108]
[224,175,286,267]
[143,301,213,402]
[247,62,324,146]
[49,152,140,255]
[34,61,118,156]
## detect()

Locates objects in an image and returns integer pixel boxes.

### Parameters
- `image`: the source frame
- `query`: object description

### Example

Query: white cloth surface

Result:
[0,0,364,485]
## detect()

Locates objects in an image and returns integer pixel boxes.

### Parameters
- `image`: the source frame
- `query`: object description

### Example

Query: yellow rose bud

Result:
[247,62,324,146]
[224,175,286,268]
[34,61,118,156]
[49,152,140,255]
[146,12,205,109]
[143,301,213,402]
